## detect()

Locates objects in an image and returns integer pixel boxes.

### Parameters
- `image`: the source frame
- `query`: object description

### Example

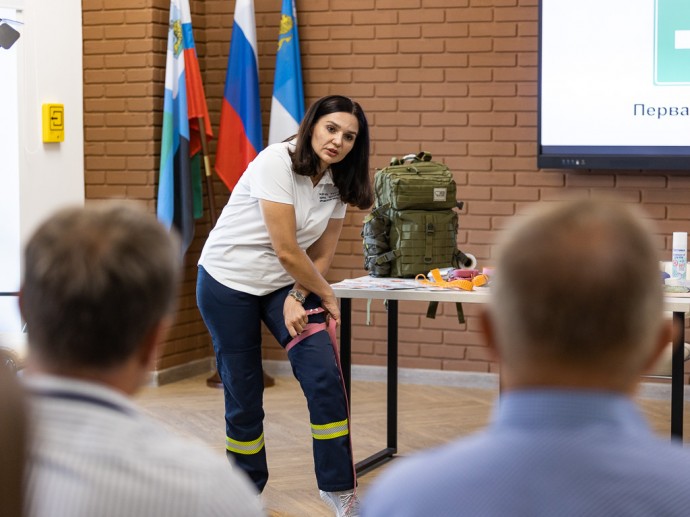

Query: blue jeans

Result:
[196,266,354,493]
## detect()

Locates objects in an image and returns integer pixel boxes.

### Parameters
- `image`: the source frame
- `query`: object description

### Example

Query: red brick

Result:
[422,83,470,97]
[445,97,492,112]
[494,6,538,22]
[126,186,156,199]
[494,36,537,52]
[469,201,516,215]
[399,98,444,112]
[86,185,128,198]
[541,188,590,201]
[444,127,491,141]
[468,142,516,157]
[400,9,445,24]
[446,67,492,83]
[468,82,516,97]
[494,96,536,111]
[83,11,126,25]
[330,26,375,40]
[422,23,470,39]
[375,83,421,97]
[354,39,398,54]
[469,53,517,67]
[468,171,516,186]
[494,66,537,82]
[376,0,421,8]
[400,39,446,54]
[420,344,467,360]
[470,22,517,37]
[493,186,539,201]
[329,56,376,69]
[442,359,490,373]
[104,0,148,8]
[446,37,493,53]
[352,10,398,25]
[516,171,564,186]
[617,175,667,188]
[566,174,615,188]
[374,54,422,69]
[469,112,516,126]
[376,24,422,39]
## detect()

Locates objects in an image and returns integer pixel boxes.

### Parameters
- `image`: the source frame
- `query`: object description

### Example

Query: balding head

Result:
[488,199,666,390]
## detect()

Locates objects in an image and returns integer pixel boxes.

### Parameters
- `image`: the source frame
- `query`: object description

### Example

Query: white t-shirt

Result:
[199,141,347,296]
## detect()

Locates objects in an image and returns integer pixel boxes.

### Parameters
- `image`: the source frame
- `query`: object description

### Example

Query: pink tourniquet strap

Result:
[284,308,357,502]
[285,322,328,353]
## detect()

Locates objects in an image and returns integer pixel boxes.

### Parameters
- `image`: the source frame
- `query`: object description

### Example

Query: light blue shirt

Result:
[363,390,690,516]
[23,375,265,517]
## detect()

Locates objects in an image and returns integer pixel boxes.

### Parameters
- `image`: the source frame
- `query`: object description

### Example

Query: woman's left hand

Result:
[284,296,309,338]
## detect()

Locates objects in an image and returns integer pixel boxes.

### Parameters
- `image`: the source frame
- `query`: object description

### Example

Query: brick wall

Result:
[82,0,690,378]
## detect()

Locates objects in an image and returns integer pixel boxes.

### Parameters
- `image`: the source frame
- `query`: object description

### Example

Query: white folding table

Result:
[332,277,690,475]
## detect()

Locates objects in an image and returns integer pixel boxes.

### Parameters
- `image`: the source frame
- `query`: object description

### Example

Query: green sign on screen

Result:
[655,0,690,84]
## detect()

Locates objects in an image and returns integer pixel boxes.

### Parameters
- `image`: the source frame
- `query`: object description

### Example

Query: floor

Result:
[136,373,687,517]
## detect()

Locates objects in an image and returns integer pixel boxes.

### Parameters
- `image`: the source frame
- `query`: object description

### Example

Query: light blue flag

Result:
[268,0,304,145]
[157,0,194,254]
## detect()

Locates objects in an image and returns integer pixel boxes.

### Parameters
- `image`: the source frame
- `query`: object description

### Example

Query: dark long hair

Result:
[290,95,373,209]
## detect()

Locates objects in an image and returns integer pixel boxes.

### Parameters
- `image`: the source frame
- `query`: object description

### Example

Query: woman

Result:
[197,95,373,517]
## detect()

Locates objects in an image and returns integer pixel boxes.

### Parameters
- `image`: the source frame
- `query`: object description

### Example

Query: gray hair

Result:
[21,202,181,369]
[491,199,663,378]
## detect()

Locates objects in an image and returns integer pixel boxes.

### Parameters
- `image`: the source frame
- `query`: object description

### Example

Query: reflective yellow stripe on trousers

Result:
[226,433,265,454]
[311,418,349,440]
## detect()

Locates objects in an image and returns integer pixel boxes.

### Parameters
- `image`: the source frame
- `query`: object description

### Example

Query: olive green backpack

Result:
[362,152,471,278]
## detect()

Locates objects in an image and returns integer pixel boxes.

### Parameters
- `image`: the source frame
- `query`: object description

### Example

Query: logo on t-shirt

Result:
[319,190,340,203]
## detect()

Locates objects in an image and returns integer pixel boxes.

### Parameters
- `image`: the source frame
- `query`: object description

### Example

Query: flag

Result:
[157,0,213,253]
[268,0,304,145]
[215,0,262,191]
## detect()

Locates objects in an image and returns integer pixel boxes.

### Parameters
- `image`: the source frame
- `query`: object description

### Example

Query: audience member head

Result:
[20,202,181,388]
[485,199,670,393]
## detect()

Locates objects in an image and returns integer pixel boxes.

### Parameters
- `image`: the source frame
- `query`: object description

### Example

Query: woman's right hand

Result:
[284,296,308,338]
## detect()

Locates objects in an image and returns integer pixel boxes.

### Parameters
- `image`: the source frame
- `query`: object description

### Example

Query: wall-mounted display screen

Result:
[538,0,690,170]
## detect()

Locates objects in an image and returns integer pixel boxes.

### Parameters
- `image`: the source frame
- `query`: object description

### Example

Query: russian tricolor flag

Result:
[158,0,213,253]
[215,0,262,192]
[268,0,304,145]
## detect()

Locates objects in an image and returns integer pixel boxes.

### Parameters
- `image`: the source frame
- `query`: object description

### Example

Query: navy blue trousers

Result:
[196,266,354,493]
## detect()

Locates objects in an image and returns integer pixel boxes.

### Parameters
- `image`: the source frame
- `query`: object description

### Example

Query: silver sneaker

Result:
[319,489,360,517]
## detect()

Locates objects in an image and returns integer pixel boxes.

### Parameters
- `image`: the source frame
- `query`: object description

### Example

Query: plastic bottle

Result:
[672,232,687,280]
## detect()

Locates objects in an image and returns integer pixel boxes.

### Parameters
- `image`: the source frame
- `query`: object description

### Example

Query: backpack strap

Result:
[424,214,435,265]
[425,300,465,324]
[373,249,401,266]
[452,249,475,269]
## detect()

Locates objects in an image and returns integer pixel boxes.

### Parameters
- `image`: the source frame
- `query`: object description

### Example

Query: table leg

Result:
[671,311,684,440]
[352,299,398,475]
[341,298,352,398]
[387,299,398,452]
[338,296,399,474]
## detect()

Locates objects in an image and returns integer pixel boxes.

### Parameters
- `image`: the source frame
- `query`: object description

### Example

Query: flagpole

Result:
[197,117,217,226]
